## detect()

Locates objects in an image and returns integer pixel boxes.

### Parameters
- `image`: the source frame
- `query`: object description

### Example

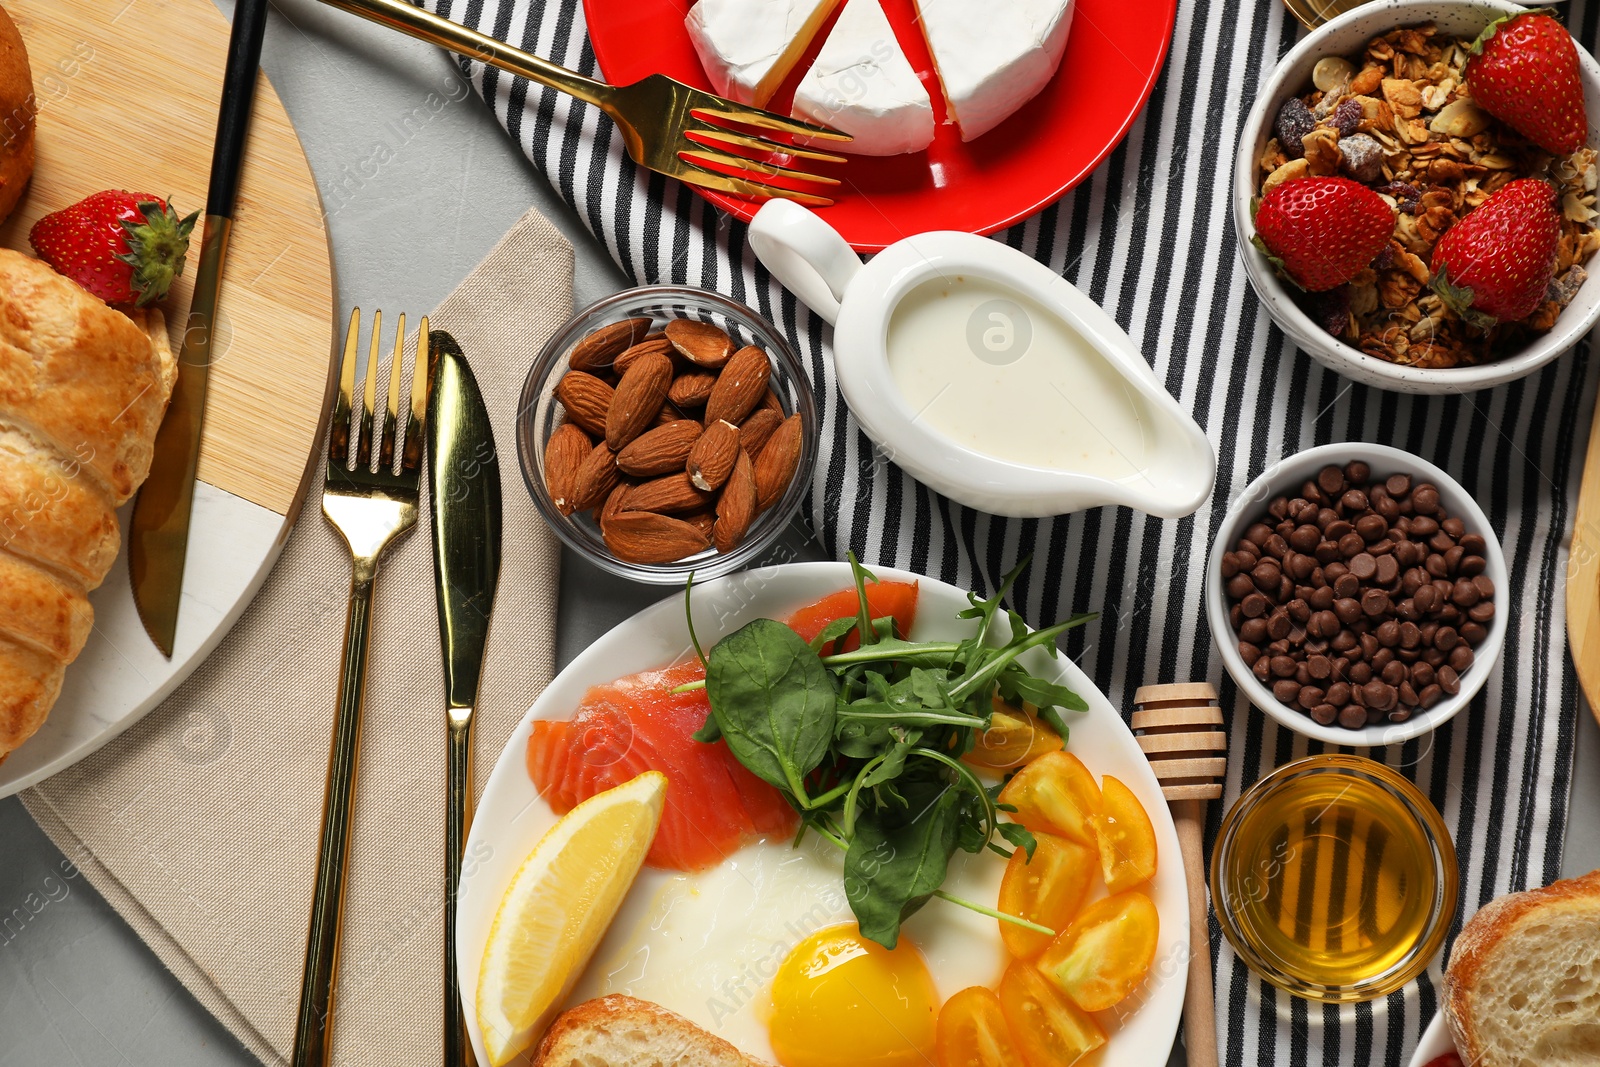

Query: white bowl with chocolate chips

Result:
[1206,442,1508,746]
[1234,0,1600,394]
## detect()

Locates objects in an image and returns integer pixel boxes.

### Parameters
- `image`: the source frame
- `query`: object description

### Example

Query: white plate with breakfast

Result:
[0,0,334,795]
[456,561,1188,1066]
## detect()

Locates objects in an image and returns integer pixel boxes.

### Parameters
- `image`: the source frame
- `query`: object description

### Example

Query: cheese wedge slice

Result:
[686,0,843,107]
[913,0,1075,141]
[791,0,935,155]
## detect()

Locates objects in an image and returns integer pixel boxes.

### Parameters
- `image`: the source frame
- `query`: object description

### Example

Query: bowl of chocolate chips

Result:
[1207,442,1507,745]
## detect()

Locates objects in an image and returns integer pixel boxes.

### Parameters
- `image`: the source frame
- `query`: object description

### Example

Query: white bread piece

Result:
[532,995,772,1067]
[1444,868,1600,1066]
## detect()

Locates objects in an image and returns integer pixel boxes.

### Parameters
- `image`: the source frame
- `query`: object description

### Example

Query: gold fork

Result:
[315,0,851,206]
[293,309,434,1067]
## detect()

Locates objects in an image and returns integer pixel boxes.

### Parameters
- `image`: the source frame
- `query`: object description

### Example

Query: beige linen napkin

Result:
[21,207,575,1066]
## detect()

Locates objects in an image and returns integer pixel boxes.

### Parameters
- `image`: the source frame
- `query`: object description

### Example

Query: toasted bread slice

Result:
[1444,868,1600,1066]
[532,995,771,1067]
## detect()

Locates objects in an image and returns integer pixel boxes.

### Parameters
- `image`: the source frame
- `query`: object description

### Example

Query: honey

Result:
[1211,755,1457,1001]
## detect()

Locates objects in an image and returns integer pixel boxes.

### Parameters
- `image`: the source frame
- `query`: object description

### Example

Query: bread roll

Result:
[0,3,35,225]
[1444,868,1600,1067]
[0,249,175,761]
[533,995,771,1067]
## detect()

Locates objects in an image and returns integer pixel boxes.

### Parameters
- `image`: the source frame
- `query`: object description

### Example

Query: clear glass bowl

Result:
[1211,754,1458,1003]
[517,286,818,584]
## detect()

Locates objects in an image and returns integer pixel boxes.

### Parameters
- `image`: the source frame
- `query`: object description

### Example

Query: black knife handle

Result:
[206,0,271,219]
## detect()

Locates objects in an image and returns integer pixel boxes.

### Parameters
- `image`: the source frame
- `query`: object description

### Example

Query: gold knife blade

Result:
[129,218,231,657]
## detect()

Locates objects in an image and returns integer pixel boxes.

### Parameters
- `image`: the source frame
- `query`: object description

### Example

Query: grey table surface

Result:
[0,2,1595,1064]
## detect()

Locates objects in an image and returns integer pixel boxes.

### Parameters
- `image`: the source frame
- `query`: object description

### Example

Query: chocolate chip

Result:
[1311,704,1338,725]
[1362,589,1390,616]
[1317,465,1345,495]
[1341,489,1369,513]
[1253,560,1281,592]
[1413,485,1440,514]
[1298,686,1325,710]
[1267,610,1292,641]
[1339,705,1367,729]
[1438,665,1460,695]
[1435,625,1458,651]
[1469,601,1495,623]
[1452,578,1480,607]
[1273,679,1302,703]
[1348,552,1377,579]
[1242,592,1269,617]
[1386,474,1411,496]
[1420,683,1443,707]
[1450,645,1475,673]
[1356,514,1388,542]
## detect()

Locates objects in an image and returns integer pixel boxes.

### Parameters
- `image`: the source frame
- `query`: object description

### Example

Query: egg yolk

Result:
[767,924,939,1067]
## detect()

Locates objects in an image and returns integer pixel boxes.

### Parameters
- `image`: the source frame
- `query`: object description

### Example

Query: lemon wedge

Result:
[476,770,666,1066]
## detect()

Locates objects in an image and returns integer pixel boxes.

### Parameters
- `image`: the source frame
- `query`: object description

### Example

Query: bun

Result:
[1443,868,1600,1066]
[0,249,175,761]
[0,3,34,224]
[532,995,771,1067]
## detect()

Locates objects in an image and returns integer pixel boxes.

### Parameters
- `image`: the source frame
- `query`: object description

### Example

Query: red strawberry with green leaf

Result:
[29,190,197,306]
[1430,178,1560,326]
[1467,10,1589,156]
[1252,176,1395,292]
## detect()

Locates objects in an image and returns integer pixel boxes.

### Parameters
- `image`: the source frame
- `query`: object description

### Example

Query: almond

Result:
[544,422,591,515]
[568,317,651,373]
[664,319,735,369]
[654,399,692,427]
[602,510,711,564]
[687,419,740,491]
[617,419,703,477]
[760,388,785,415]
[554,371,613,437]
[605,351,673,450]
[715,449,757,554]
[681,508,716,541]
[614,336,676,376]
[737,408,784,457]
[600,481,630,524]
[569,440,620,513]
[624,472,714,515]
[704,346,771,426]
[668,371,717,409]
[754,413,803,512]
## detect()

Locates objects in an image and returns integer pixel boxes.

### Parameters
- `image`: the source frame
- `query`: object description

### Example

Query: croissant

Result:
[0,248,176,760]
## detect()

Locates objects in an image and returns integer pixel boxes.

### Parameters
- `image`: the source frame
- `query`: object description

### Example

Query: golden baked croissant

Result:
[0,248,176,760]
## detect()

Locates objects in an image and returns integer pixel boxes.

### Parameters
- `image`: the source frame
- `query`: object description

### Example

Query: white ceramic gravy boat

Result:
[748,201,1216,518]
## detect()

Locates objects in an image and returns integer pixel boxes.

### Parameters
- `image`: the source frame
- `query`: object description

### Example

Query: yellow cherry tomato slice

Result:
[963,699,1063,771]
[997,830,1096,959]
[1094,774,1158,892]
[1038,890,1160,1012]
[997,751,1102,845]
[935,986,1022,1067]
[997,961,1106,1067]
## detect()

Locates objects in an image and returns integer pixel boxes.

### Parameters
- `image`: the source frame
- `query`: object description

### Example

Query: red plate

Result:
[581,0,1177,251]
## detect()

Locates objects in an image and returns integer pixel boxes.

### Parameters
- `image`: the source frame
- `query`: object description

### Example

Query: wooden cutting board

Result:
[0,0,336,798]
[1569,394,1600,726]
[0,0,335,519]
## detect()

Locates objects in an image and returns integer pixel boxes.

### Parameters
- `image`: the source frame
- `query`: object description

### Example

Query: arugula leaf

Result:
[997,664,1090,713]
[997,821,1038,861]
[706,618,837,800]
[844,785,960,949]
[809,615,859,655]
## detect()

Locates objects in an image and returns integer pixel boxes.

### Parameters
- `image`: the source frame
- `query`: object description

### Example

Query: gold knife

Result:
[129,0,271,656]
[427,333,502,1067]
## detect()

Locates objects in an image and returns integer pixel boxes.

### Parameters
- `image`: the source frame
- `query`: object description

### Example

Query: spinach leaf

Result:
[844,785,960,948]
[706,618,837,800]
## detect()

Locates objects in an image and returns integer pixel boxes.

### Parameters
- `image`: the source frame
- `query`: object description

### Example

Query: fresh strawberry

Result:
[1466,10,1588,156]
[28,190,197,306]
[1252,176,1395,292]
[1430,177,1560,326]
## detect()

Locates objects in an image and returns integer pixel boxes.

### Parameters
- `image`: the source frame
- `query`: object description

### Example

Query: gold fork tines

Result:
[295,308,433,1067]
[316,0,852,206]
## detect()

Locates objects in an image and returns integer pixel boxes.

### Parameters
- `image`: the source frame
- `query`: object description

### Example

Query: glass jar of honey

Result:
[1210,754,1458,1002]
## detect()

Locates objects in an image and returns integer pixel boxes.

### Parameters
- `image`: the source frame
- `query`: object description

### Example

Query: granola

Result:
[1258,22,1600,368]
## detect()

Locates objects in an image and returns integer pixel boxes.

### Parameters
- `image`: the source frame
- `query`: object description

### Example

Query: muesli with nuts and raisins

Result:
[1258,22,1599,368]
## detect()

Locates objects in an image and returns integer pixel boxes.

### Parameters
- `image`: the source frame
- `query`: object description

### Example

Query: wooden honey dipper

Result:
[1133,682,1225,1067]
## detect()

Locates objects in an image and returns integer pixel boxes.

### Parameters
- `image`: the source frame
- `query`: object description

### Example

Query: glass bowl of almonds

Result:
[517,286,818,583]
[1233,0,1600,393]
[1205,442,1507,746]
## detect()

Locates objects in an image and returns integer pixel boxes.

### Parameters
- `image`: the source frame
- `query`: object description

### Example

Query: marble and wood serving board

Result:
[0,0,336,796]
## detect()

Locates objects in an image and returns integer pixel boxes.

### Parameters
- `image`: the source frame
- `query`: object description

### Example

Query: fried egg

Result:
[566,832,1007,1064]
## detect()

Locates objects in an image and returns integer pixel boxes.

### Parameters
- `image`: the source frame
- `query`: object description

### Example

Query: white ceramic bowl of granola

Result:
[1234,0,1600,394]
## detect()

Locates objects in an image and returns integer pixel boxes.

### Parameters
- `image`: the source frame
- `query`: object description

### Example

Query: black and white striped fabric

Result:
[424,0,1593,1061]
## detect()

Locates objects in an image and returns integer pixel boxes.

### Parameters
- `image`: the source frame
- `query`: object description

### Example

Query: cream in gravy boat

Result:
[749,201,1216,519]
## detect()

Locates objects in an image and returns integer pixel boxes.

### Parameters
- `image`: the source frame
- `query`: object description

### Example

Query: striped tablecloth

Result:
[422,0,1595,1061]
